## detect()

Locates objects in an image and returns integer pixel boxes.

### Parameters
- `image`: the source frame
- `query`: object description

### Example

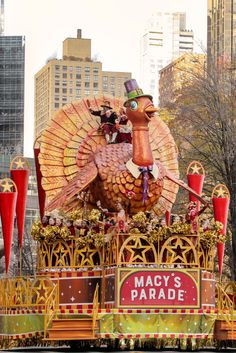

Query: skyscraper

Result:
[140,12,194,104]
[207,0,236,69]
[34,29,131,139]
[0,35,25,177]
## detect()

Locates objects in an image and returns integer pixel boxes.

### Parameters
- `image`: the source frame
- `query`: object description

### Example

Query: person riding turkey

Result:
[89,100,118,144]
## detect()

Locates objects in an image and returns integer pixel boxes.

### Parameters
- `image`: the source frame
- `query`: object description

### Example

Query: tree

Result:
[162,59,236,279]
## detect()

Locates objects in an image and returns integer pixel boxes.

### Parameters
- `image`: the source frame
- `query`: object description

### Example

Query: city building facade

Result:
[140,12,194,105]
[159,53,206,107]
[34,29,131,139]
[207,0,236,69]
[0,35,25,165]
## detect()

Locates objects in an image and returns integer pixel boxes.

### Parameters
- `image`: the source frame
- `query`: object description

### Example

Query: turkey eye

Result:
[130,100,138,111]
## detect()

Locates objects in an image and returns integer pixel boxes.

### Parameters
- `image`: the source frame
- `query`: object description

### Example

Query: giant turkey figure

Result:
[38,79,204,215]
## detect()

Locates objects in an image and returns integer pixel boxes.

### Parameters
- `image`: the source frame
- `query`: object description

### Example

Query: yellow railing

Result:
[92,283,99,337]
[216,282,234,331]
[0,276,56,310]
[37,233,215,271]
[44,282,59,338]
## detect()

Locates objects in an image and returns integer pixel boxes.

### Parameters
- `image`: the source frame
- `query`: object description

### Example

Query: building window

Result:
[63,73,67,79]
[103,76,108,82]
[55,81,59,86]
[76,81,81,87]
[93,68,99,73]
[94,90,99,95]
[76,89,81,95]
[76,66,81,72]
[94,75,98,82]
[76,74,81,79]
[55,103,59,108]
[62,88,67,94]
[85,90,90,95]
[85,82,90,88]
[55,65,60,70]
[62,66,67,71]
[55,88,59,93]
[85,67,90,73]
[85,75,90,81]
[93,82,98,88]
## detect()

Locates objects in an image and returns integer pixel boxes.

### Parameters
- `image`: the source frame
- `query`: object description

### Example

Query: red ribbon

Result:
[212,197,229,275]
[11,169,29,248]
[0,192,17,273]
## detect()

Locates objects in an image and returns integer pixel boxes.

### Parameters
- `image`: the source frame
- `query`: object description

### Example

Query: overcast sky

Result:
[4,0,207,157]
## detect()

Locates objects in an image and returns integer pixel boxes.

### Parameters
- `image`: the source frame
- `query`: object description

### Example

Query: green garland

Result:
[31,209,225,251]
[31,221,72,243]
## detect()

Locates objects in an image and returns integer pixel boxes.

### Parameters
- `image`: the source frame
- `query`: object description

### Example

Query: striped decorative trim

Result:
[39,270,102,278]
[56,308,219,315]
[97,333,213,339]
[97,308,219,314]
[0,331,42,339]
[1,307,228,316]
[0,309,44,315]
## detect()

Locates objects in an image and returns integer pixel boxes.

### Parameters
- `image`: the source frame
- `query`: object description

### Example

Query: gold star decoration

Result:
[14,158,25,169]
[187,161,204,175]
[32,279,54,305]
[125,237,152,263]
[76,245,99,267]
[51,242,71,267]
[167,237,194,264]
[10,156,30,170]
[0,178,16,193]
[212,184,230,198]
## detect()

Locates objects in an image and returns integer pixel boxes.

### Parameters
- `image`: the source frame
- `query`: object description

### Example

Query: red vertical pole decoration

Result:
[0,179,17,273]
[10,156,30,249]
[186,161,205,211]
[34,138,46,220]
[212,184,230,276]
[165,210,171,226]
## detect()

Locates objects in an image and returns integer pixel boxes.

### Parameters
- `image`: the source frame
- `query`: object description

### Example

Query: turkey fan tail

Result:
[38,95,124,212]
[45,161,98,212]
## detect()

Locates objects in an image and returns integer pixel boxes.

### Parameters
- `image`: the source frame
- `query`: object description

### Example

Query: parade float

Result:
[0,79,235,350]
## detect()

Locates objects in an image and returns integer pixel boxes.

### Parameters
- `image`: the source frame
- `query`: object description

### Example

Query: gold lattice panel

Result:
[118,235,158,264]
[159,236,198,266]
[74,245,101,267]
[50,241,72,267]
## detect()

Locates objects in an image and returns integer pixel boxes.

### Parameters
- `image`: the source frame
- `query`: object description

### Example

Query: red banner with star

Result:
[0,179,17,273]
[186,162,205,210]
[212,184,230,275]
[10,157,30,248]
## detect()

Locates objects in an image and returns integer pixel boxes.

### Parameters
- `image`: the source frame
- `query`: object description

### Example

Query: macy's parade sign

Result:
[118,269,200,308]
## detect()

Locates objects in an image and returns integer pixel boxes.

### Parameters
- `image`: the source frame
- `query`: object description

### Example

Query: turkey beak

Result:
[145,105,158,121]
